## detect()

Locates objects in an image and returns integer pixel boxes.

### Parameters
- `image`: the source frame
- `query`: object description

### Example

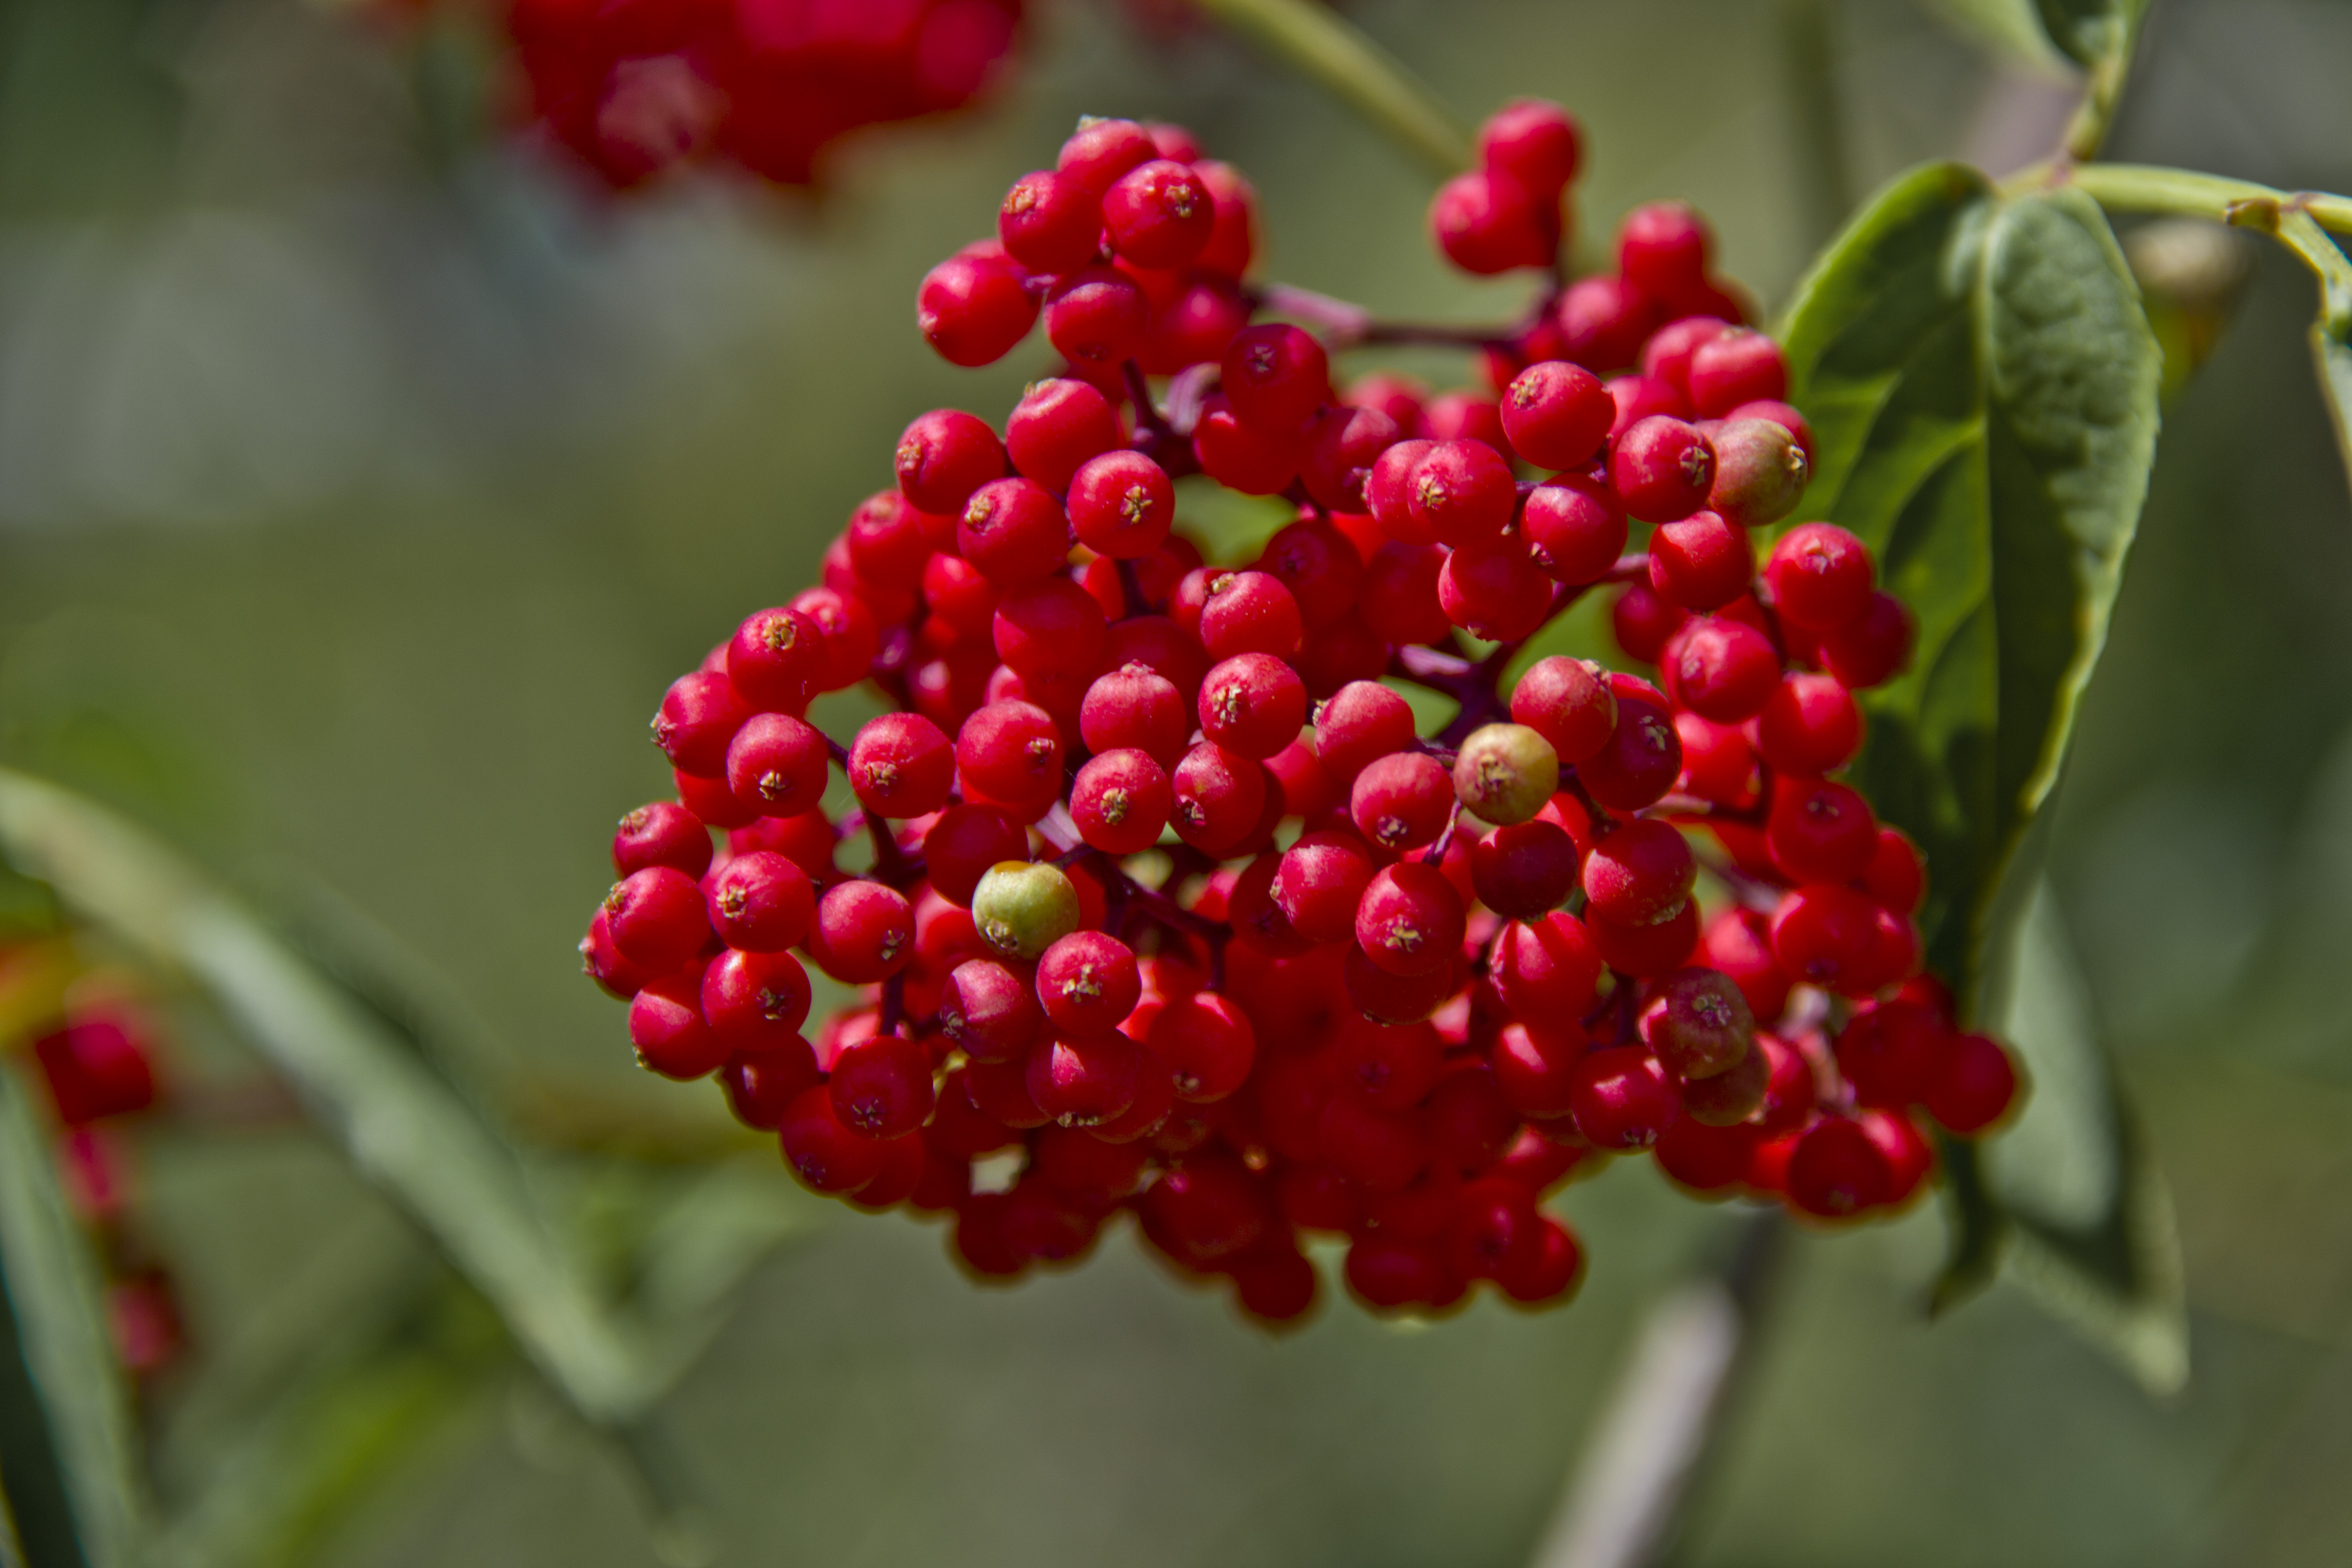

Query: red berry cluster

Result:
[505,0,1021,189]
[582,101,2022,1326]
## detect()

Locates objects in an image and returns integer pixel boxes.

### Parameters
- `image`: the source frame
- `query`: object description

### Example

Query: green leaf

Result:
[0,769,657,1428]
[2031,0,2147,70]
[0,1069,148,1567]
[1982,882,2187,1393]
[1781,163,2172,1378]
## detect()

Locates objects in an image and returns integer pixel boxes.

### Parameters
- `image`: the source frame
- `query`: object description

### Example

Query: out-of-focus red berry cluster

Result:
[24,995,185,1377]
[583,100,2023,1327]
[498,0,1022,188]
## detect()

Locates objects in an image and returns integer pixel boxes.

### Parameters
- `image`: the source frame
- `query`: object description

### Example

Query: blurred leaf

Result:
[2030,0,2148,71]
[1983,883,2188,1393]
[0,1069,147,1567]
[1916,0,2072,69]
[0,769,657,1427]
[1782,166,2172,1367]
[149,1276,510,1568]
[1191,0,1473,175]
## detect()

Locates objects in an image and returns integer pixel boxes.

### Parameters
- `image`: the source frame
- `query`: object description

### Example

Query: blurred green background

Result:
[7,0,2352,1562]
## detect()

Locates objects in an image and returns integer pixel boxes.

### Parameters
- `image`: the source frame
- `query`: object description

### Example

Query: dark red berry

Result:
[1757,673,1863,776]
[829,1034,935,1139]
[1045,265,1149,364]
[629,970,726,1080]
[1578,692,1683,811]
[1354,862,1465,978]
[1767,778,1878,883]
[1191,394,1307,495]
[1569,1047,1676,1149]
[1470,820,1579,918]
[1786,1115,1885,1218]
[1223,324,1329,435]
[1925,1033,2019,1134]
[1765,524,1874,631]
[1350,750,1452,853]
[613,801,712,879]
[1303,405,1401,513]
[1818,592,1914,690]
[1521,474,1628,586]
[1440,538,1555,642]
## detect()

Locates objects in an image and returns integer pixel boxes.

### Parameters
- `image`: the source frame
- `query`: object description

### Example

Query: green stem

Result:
[1192,0,1473,175]
[2008,161,2352,236]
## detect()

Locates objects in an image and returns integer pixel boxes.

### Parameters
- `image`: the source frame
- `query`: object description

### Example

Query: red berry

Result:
[1349,750,1453,853]
[829,1034,935,1139]
[1198,652,1308,760]
[1171,742,1267,854]
[1654,1115,1757,1191]
[1026,1029,1147,1127]
[1366,438,1436,543]
[1303,406,1402,513]
[1314,680,1417,784]
[1648,510,1755,611]
[1925,1032,2020,1134]
[1490,913,1604,1019]
[921,804,1026,906]
[1191,394,1307,495]
[1470,820,1580,918]
[1556,275,1659,374]
[1669,616,1780,722]
[779,1086,890,1195]
[1521,474,1629,586]
[1687,328,1788,417]
[613,801,712,879]
[1578,693,1683,811]
[1044,265,1149,364]
[993,577,1108,681]
[1273,829,1377,942]
[1199,570,1303,660]
[724,608,824,714]
[1587,900,1701,977]
[628,970,725,1080]
[804,880,914,984]
[603,866,711,971]
[1610,416,1716,523]
[1068,450,1175,560]
[1581,818,1696,927]
[1431,168,1556,274]
[1440,538,1555,642]
[1477,99,1582,196]
[1056,116,1156,197]
[702,948,813,1054]
[1080,662,1188,767]
[1102,159,1214,267]
[847,712,954,819]
[705,850,815,951]
[1354,862,1465,978]
[1148,993,1257,1102]
[1223,324,1329,435]
[1701,907,1791,1024]
[1569,1047,1676,1149]
[1492,1021,1586,1120]
[1407,439,1516,548]
[1864,828,1926,913]
[1757,673,1863,776]
[999,167,1102,274]
[786,587,878,694]
[918,252,1038,368]
[1618,202,1713,309]
[725,712,829,818]
[1501,360,1612,470]
[718,1042,822,1131]
[1069,748,1173,855]
[1769,884,1883,995]
[956,699,1063,813]
[1638,967,1755,1080]
[958,477,1071,588]
[896,408,1003,515]
[938,958,1044,1063]
[1764,524,1874,631]
[1767,778,1877,883]
[1785,1115,1885,1218]
[1036,930,1142,1037]
[653,671,750,777]
[1818,592,1914,689]
[1006,377,1119,492]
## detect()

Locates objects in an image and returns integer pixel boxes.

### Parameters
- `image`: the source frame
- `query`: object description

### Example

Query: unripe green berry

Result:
[971,860,1083,959]
[1452,723,1559,825]
[1705,418,1809,529]
[1681,1041,1768,1126]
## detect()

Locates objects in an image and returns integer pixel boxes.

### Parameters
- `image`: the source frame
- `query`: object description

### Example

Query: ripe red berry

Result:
[1067,450,1175,560]
[1757,673,1863,776]
[1769,884,1883,995]
[1687,328,1788,416]
[702,948,813,1054]
[921,804,1026,907]
[1354,862,1466,977]
[1407,438,1517,548]
[653,671,750,777]
[1669,616,1780,722]
[1581,819,1696,927]
[1044,265,1149,364]
[958,477,1071,588]
[1501,360,1612,470]
[896,408,1004,516]
[1924,1032,2020,1134]
[1313,680,1416,784]
[1440,539,1555,642]
[1765,524,1874,631]
[1431,168,1556,274]
[1006,378,1120,492]
[1171,742,1268,854]
[1147,992,1257,1102]
[1274,829,1377,942]
[1192,394,1307,495]
[1785,1115,1886,1218]
[1818,592,1914,690]
[1638,968,1755,1080]
[804,880,914,984]
[1648,510,1755,611]
[999,167,1102,274]
[829,1034,935,1139]
[1556,275,1658,374]
[1470,821,1579,918]
[628,970,725,1080]
[1587,900,1701,977]
[1070,748,1173,855]
[1102,159,1214,267]
[956,699,1063,814]
[779,1086,890,1195]
[1490,913,1604,1019]
[938,957,1044,1063]
[1198,652,1308,760]
[1365,438,1437,544]
[1610,416,1716,523]
[1569,1048,1676,1149]
[918,251,1039,368]
[718,1043,823,1131]
[1056,116,1156,197]
[1767,778,1878,883]
[1036,930,1142,1037]
[847,712,955,819]
[1521,474,1629,586]
[993,577,1108,681]
[1026,1029,1147,1127]
[724,608,823,714]
[1350,750,1453,853]
[613,801,712,879]
[1081,662,1188,766]
[705,850,815,951]
[1477,99,1582,196]
[1578,692,1683,811]
[725,712,829,818]
[1303,406,1402,513]
[1199,570,1304,660]
[603,866,711,972]
[1223,324,1329,434]
[1701,907,1791,1024]
[1864,827,1926,913]
[1618,202,1714,309]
